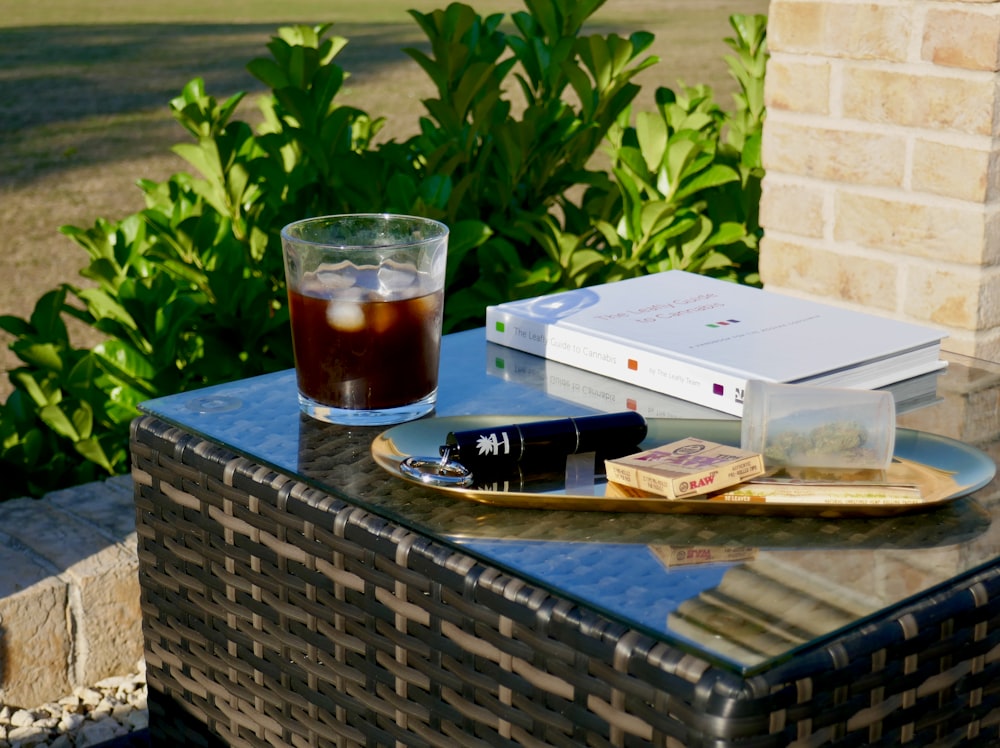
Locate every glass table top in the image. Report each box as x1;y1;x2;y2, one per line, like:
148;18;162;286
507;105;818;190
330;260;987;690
138;328;1000;675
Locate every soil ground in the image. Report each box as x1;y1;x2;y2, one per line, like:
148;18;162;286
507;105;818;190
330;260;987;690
0;0;768;399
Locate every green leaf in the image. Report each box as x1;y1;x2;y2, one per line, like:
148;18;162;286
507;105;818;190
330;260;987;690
92;340;158;385
419;175;453;209
741;130;763;169
65;355;102;392
635;112;667;173
629;31;655;57
449;219;493;257
29;289;70;344
73;437;115;473
39;404;80;441
705;221;749;248
0;315;32;337
11;342;66;373
246;57;290;90
70;401;94;440
675;163;740;201
75;288;137;329
172;142;221;181
11;371;55;408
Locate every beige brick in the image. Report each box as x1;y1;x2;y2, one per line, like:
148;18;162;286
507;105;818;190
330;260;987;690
0;498;142;690
938;333;981;361
0;558;71;708
762;118;905;187
923;7;1000;72
0;499;125;580
911;139;998;202
47;475;136;545
759;235;900;310
763;55;831;114
759;178;827;238
903;266;1000;329
45;475;142;683
842;67;997;136
767;0;824;55
768;0;911;61
957;326;1000;365
835;191;997;263
70;551;142;686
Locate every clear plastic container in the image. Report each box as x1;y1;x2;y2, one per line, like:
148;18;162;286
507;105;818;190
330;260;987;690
740;381;896;470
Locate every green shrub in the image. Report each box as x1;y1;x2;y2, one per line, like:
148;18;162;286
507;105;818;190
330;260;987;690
0;1;767;499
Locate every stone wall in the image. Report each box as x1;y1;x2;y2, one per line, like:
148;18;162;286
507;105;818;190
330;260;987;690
0;476;141;708
759;0;1000;360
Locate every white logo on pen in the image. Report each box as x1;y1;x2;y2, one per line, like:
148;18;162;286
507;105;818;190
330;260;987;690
476;432;511;457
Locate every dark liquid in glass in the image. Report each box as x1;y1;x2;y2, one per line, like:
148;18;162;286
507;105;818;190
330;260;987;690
289;288;443;410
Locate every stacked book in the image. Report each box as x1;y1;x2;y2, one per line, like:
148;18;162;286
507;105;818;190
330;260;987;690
485;271;946;417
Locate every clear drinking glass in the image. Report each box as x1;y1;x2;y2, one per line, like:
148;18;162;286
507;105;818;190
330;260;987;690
281;214;448;425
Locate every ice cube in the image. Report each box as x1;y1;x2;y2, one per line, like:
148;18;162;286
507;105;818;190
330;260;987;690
376;261;417;297
312;261;358;291
326;300;366;332
370;300;398;335
411;291;442;321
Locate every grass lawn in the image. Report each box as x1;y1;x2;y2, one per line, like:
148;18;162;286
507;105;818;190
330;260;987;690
0;0;769;395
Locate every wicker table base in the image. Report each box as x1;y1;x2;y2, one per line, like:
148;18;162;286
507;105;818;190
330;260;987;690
131;415;1000;747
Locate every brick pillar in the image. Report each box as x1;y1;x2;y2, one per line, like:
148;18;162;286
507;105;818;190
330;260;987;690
758;0;1000;359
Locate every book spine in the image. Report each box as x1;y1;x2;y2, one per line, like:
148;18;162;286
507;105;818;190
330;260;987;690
486;307;748;416
636;454;765;499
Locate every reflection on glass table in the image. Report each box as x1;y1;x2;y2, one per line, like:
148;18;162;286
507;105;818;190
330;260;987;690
139;328;1000;674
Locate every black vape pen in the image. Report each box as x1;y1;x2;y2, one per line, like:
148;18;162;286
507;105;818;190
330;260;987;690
440;411;648;477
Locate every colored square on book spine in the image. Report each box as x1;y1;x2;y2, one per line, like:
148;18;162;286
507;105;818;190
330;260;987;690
495;321;505;333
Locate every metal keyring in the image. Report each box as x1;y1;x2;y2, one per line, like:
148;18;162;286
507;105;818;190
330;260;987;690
400;456;475;487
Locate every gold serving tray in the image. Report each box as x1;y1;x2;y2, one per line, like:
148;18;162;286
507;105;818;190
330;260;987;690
371;416;996;516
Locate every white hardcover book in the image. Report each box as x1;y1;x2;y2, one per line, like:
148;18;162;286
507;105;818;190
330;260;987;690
484;271;946;416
